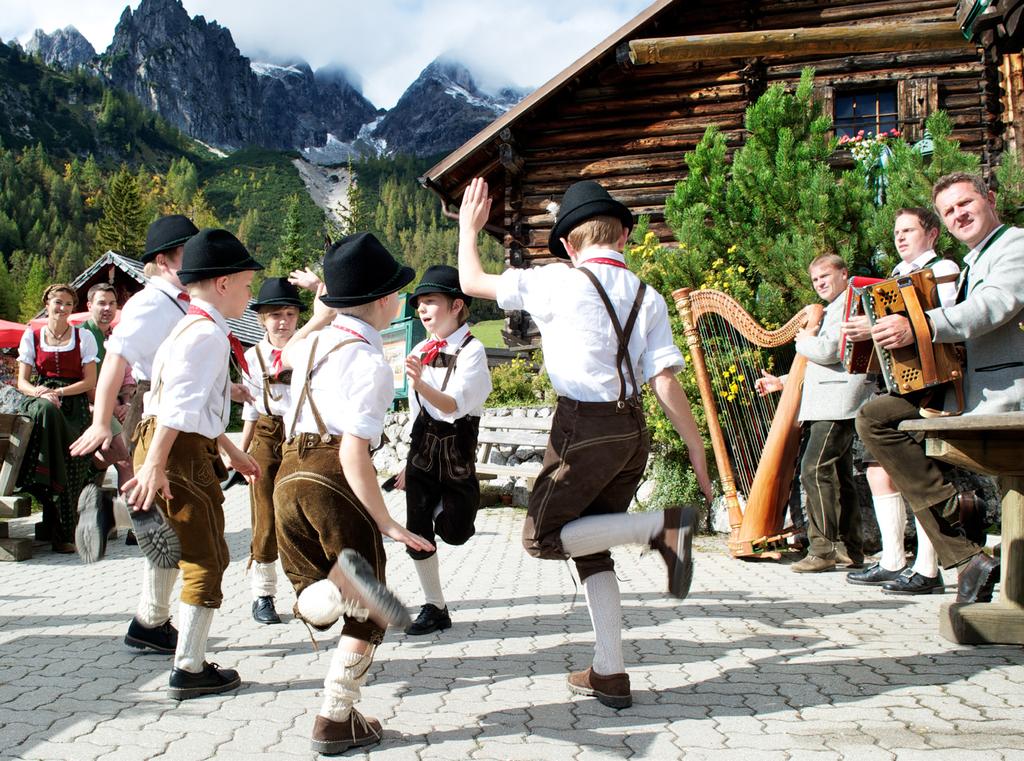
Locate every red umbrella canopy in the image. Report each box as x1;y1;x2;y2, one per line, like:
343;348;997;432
0;320;28;350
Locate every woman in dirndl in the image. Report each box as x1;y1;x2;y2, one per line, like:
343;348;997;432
16;284;98;552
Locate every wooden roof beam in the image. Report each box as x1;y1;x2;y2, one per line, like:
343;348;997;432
622;22;976;64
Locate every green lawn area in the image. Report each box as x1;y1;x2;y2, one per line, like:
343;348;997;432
471;319;506;348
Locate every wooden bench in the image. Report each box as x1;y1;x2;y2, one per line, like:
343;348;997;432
475;415;551;489
899;412;1024;646
0;412;34;560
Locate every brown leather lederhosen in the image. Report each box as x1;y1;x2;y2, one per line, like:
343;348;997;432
247;345;292;565
272;335;388;644
404;333;481;560
133;317;231;607
522;269;651;582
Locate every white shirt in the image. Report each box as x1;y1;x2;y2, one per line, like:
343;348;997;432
241;338;294;420
142;298;231;438
18;325;99;368
893;249;960;308
496;248;685;402
286;314;394;445
407;323;492;428
105;276;188;382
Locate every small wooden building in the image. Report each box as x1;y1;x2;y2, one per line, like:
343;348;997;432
422;0;1022;341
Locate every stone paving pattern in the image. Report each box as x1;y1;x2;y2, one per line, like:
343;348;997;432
1;484;1023;760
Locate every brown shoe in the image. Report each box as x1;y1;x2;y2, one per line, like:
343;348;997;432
650;506;697;599
310;710;382;755
956;552;1000;603
791;553;837;573
567;667;632;709
954;491;986;546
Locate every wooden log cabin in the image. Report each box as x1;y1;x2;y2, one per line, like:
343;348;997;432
420;0;1024;345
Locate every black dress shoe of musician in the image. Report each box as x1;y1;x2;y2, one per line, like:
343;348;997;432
956;553;1000;603
168;662;241;700
252;596;282;625
846;563;907;586
130;506;181;569
882;569;945;595
405;604;452;636
76;484;115;564
124;617;178;654
651;505;697;600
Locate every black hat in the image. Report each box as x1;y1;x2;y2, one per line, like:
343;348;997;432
548;181;633;260
142;215;199;263
177;228;264;285
249;277;306;312
410;265;473;308
320;232;415;308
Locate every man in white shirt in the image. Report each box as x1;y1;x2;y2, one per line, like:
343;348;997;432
458;177;713;710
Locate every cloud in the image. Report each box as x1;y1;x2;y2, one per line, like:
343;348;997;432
0;0;650;108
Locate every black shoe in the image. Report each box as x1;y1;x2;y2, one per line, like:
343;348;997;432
125;530;138;546
956;553;1000;603
130;506;181;569
846;563;907;586
882;569;944;595
168;662;241;700
124;617;178;654
405;603;452;635
75;484;115;564
219;469;246;492
252;596;282;625
327;549;412;630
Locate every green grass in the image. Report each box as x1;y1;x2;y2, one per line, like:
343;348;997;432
471;319;505;348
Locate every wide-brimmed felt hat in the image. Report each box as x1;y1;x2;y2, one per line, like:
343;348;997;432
177;228;264;285
142;215;199;263
320;232;415;308
249;277;306;312
548;180;633;260
410;265;473;308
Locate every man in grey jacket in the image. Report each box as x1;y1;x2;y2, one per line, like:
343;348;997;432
857;172;1024;604
756;254;877;573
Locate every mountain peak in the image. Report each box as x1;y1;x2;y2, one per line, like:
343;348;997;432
24;26;96;69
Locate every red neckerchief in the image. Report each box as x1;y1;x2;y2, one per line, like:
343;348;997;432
269;348;283;377
584;257;627;269
177;292;191;303
334;324;369;343
187;304;249;376
420;337;448;364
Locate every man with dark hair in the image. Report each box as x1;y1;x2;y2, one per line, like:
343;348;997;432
857;172;1024;603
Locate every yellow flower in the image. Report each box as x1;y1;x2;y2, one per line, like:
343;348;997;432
730;383;739;393
727;244;738;254
728;364;737;373
712;258;724;268
737;266;746;273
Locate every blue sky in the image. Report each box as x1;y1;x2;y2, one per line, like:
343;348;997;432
0;0;651;108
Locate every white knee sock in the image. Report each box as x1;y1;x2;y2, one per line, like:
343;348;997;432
432;501;443;520
911;515;940;578
297;579;367;626
320;648;373;721
584;571;625;676
136;562;179;627
413;554;445;609
174;603;214;674
872;493;906;571
250;561;278;599
559;512;665;559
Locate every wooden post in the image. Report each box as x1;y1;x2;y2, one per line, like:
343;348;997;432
624;23;976;65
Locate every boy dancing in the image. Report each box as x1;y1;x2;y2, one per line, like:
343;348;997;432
394;265;492;635
458;178;713;709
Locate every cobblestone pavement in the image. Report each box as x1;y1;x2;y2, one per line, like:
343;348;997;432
2;484;1023;761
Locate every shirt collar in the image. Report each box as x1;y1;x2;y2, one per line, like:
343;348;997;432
190;297;230;335
577;247;625;267
150;274;187;300
432;322;470;352
332;314;383;350
965;225;1003;266
894;249;937;274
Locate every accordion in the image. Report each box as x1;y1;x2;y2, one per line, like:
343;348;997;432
862;268;964;398
841;276;884;373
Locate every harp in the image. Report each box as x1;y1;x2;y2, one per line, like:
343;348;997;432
674;288;824;558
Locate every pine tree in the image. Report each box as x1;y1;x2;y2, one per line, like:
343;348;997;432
0;256;19;320
271;195;310;276
18;256;49;321
96;165;147;257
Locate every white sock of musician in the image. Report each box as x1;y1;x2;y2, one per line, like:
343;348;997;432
174;603;214;673
250;561;277;600
321;647;373;721
137;563;179;627
910;515;940;578
559;512;664;558
873;493;907;572
584;571;626;676
413;554;446;609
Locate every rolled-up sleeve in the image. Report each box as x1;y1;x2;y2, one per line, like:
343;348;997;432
78;330;99;365
446;341;493;415
496;266;562;323
106;298;164;372
641;294;685;380
155;330;228;432
332;354;393;442
16;330;35;367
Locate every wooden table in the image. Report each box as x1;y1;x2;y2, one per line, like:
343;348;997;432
900;411;1024;645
